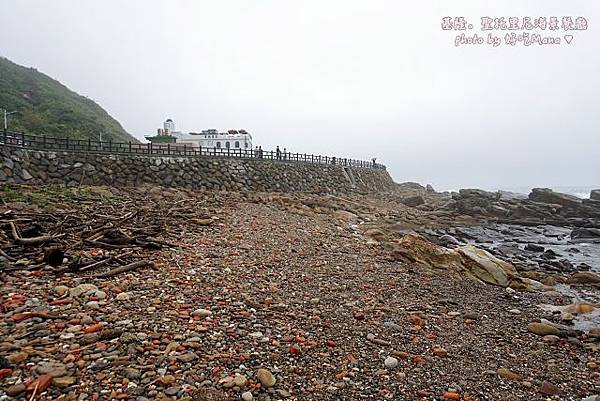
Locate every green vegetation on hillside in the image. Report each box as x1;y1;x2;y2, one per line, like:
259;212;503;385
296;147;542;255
0;57;139;143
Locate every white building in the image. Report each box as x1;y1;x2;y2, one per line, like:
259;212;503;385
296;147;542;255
173;129;253;150
151;119;253;150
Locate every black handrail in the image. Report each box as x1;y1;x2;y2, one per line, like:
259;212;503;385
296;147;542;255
0;131;387;170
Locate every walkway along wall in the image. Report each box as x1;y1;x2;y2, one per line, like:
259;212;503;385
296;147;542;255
0;146;396;193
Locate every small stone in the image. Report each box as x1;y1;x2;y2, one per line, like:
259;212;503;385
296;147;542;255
192;308;212;318
116;292;131;301
497;368;521;381
241;391;253;401
160;374;176;385
589;328;600;338
86;301;100;309
164;386;180;396
561;312;574;322
432;347;448;358
508;309;521;314
54;285;69;296
80;315;94;325
256;368;276;388
123;367;141;380
539;380;560;396
233;374;248;387
53;376;76;388
527;322;560;336
7;352;28;364
384;356;399;368
6;383;26;396
36;361;68;377
94;290;107;300
69;283;98;298
543;335;560;344
176;352;198;363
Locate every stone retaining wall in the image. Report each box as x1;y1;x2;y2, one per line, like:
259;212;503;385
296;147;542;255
0;146;396;193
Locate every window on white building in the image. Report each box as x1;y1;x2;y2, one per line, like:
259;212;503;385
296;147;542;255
245;142;248;148
226;141;230;148
235;141;240;148
216;142;221;148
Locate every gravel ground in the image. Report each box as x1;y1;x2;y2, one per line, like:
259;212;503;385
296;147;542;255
1;187;599;401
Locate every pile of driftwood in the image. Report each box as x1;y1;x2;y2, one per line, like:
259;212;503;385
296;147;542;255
0;195;199;278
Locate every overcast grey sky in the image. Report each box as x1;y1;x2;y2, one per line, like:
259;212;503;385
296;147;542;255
1;1;598;190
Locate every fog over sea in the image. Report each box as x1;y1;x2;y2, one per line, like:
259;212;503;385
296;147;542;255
498;186;598;199
439;186;598;199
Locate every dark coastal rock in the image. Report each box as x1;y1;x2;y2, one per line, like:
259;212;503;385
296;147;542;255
571;228;600;240
524;243;545;252
400;195;425;207
591;189;600;201
455;188;499;200
528;188;582;208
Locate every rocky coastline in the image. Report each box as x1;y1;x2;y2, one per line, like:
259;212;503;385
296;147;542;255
1;183;600;401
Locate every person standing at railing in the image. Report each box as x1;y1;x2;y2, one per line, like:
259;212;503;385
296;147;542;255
276;146;281;160
258;146;263;159
283;148;287;160
372;157;377;168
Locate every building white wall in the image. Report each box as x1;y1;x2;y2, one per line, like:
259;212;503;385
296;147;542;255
172;132;253;150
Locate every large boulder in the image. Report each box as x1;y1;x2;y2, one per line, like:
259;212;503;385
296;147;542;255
456;245;517;286
400;195;425;208
591;189;600;201
528;188;582;208
571;228;600;240
393;233;520;287
566;272;600;285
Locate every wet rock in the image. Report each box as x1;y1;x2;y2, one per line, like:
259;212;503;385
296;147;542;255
571;228;600;240
524;243;544;252
591;189;600;201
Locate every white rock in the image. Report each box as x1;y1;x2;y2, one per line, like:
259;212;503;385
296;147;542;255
85;301;100;309
509;309;521;314
70;284;98;298
192;308;212;318
384;356;398;369
241;391;253;401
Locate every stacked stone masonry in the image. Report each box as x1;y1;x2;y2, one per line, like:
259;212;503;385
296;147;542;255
0;146;395;193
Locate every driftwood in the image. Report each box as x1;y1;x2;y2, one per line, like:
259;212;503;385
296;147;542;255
9;221;64;245
92;260;153;278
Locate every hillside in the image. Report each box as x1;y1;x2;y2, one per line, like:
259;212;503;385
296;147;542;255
0;57;139;143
